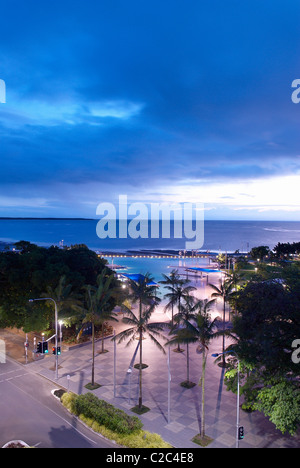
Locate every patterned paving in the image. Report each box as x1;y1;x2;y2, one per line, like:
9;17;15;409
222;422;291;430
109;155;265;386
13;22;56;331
29;311;300;449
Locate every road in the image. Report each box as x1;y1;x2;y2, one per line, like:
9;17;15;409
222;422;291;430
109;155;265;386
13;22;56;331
0;357;119;448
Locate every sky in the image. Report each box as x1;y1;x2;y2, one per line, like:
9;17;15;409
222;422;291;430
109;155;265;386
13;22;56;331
0;0;300;220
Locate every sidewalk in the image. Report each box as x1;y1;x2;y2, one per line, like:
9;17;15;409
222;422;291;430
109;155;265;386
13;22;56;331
22;309;299;449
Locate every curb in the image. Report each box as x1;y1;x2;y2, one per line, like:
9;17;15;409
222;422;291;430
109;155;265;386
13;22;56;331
2;440;30;448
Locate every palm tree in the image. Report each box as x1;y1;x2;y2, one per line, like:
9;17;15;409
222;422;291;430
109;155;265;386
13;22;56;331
168;281;196;352
224;270;245;316
114;273;164;412
114;302;166;412
95;271;120;353
42;275;82;329
128;272;161;315
166;293;197;387
170;297;219;440
209;278;233;367
159;269;182;326
191;299;219;440
80;268;119;387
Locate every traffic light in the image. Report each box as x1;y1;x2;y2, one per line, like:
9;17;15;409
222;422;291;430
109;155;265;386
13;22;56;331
52;346;61;355
37;341;48;354
52;346;56;355
57;346;61;355
238;426;244;440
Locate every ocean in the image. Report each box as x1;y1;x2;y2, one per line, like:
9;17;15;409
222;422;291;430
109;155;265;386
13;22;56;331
0;218;299;254
1;218;299;288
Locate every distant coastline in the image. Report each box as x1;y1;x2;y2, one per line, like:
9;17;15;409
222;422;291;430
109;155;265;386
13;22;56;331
1;218;299;254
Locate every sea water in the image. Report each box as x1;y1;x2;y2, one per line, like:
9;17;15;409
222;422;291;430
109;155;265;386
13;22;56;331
0;219;299;253
1;218;299;296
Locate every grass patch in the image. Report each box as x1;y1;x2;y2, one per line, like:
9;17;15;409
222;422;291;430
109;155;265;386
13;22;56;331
180;380;196;389
84;382;102;390
131;405;150;415
192;434;214;447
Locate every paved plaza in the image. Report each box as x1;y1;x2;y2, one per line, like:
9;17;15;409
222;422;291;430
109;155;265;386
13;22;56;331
27;308;299;449
1;267;299;449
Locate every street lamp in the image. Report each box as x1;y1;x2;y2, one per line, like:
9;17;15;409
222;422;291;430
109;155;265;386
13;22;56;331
29;297;59;380
212;350;241;448
59;320;63;348
127;367;132;405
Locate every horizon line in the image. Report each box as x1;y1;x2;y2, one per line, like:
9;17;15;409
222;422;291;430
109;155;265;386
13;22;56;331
0;217;299;222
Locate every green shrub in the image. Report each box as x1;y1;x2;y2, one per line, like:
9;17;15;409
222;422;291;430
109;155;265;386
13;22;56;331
79;415;172;448
61;391;76;412
61;392;172;448
70;392;143;435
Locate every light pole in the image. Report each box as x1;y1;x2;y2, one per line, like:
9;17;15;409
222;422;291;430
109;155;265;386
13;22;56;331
113;330;116;397
127;367;132;405
59;320;63;349
29;297;59;380
167;346;171;424
212;350;241;448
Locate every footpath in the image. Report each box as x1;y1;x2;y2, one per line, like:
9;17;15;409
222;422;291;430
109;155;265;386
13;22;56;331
1;313;299;449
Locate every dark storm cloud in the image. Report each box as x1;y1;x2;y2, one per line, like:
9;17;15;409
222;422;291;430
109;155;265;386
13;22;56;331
0;0;300;216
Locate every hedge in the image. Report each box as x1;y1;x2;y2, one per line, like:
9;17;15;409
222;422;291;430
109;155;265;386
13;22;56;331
69;392;143;435
61;392;172;448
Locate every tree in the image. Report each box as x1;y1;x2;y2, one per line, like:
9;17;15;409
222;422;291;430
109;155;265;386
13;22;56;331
209;279;233;366
162;278;196;352
234;280;300;372
224;270;246;315
226;277;300;435
159;269;182;326
273;241;300;258
168;298;219;442
0;242;110;331
80;268;119;388
166;293;198;387
94;272;119;354
42;275;82;327
194;300;219;440
250;245;270;261
254;377;300;436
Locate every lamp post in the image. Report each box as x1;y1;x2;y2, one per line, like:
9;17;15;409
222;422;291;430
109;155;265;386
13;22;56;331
127;367;132;405
167;346;171;424
29;297;59;380
59;320;63;348
212;350;241;448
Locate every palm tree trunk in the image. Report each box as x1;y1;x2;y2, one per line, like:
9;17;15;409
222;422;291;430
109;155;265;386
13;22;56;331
102;325;105;353
139;326;143;409
187;343;189;382
201;351;207;437
177;296;181;351
138;299;143;409
222;298;226;366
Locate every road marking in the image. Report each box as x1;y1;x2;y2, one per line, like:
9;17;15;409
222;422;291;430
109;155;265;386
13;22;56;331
6;378;99;446
0;373;29;383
